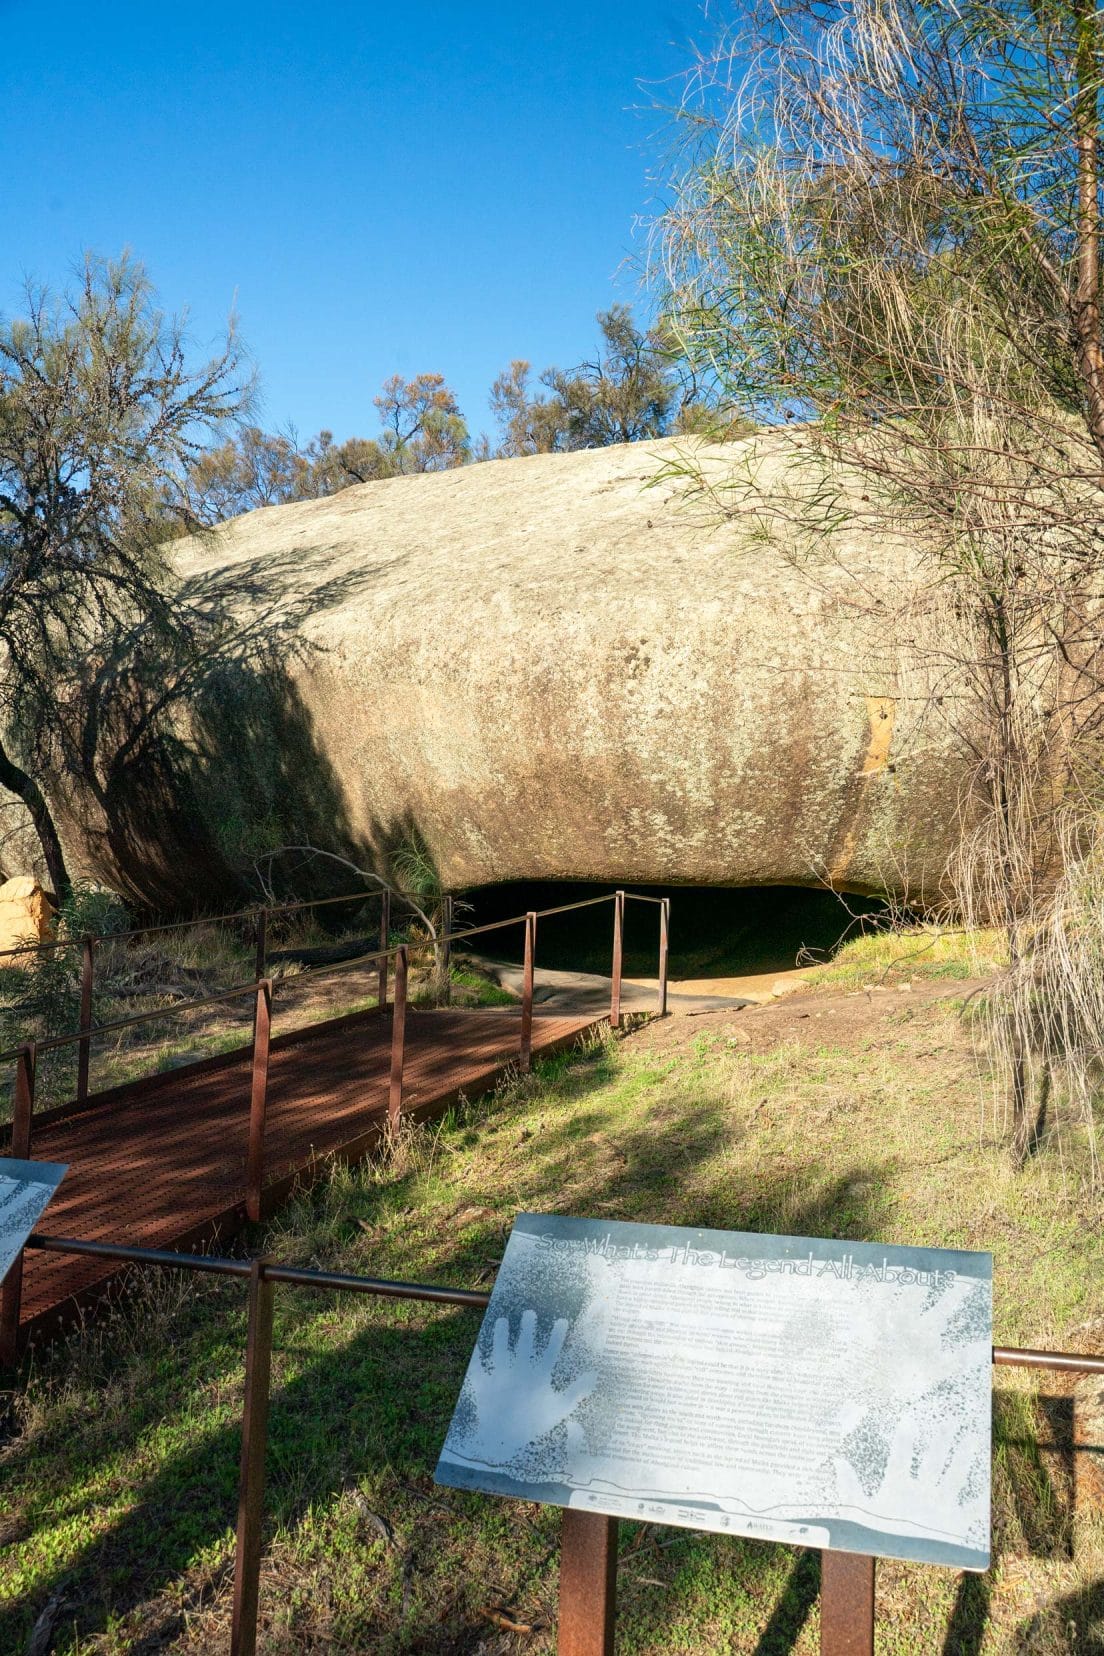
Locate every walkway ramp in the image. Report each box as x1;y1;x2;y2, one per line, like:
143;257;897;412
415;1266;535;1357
18;1007;595;1344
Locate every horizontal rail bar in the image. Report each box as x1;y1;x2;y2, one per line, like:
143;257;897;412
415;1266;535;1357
0;891;633;1063
264;1264;490;1308
0;979;263;1062
993;1344;1104;1374
0;887;625;967
0;888;387;960
27;1233;254;1276
19;1238;1104;1370
26;1234;490;1307
622;893;668;905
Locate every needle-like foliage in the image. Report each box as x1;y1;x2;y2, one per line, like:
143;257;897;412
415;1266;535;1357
655;0;1104;1163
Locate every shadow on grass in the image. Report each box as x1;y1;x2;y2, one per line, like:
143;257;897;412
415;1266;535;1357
1;1044;1089;1652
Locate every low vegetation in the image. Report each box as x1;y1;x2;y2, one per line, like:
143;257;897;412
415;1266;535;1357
1;930;1100;1653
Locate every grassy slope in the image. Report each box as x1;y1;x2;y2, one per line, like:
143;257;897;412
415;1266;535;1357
0;933;1101;1654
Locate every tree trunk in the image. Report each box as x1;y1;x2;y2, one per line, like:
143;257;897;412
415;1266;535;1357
0;736;71;898
1072;0;1104;467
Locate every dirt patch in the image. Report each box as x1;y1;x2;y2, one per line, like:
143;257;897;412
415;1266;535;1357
635;976;990;1060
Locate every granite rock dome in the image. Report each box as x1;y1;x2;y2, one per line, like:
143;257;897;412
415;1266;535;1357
57;437;974;906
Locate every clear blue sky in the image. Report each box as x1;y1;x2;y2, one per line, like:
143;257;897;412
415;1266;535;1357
1;0;708;445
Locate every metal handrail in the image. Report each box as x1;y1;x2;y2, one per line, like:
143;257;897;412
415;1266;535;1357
0;887;384;959
0;979;265;1062
17;1230;1100;1656
23;1235;1104;1367
0;882;663;962
0;891;636;1063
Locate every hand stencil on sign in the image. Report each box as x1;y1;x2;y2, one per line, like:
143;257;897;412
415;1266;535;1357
833;1411;979;1541
459;1309;597;1468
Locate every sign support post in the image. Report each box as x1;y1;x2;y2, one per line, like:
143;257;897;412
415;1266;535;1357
558;1509;617;1655
820;1551;875;1656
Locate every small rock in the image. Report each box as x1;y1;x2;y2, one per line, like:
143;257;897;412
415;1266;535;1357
0;876;54;962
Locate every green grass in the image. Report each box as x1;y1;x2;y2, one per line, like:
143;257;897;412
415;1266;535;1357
804;923;1006;988
0;957;1101;1652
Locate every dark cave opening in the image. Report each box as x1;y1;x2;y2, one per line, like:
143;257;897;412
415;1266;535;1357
457;881;895;981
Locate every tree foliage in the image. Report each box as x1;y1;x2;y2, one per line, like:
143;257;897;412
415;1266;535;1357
0;254;248;892
490;305;708;456
183;373;470;523
657;0;1104;1162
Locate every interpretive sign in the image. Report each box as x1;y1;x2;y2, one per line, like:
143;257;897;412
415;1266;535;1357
0;1159;67;1285
436;1215;992;1570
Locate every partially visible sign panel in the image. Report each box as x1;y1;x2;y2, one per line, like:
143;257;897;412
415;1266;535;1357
436;1214;992;1570
0;1159;67;1285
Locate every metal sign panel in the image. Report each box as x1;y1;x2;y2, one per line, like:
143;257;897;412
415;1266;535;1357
436;1214;992;1570
0;1158;67;1285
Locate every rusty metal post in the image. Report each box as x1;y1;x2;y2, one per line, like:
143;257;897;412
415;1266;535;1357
657;899;669;1018
820;1551;875;1656
378;890;391;1009
440;894;453;993
388;945;408;1132
610;890;625;1030
254;907;268;982
0;1043;36;1366
440;894;454;1006
77;935;94;1101
558;1509;617;1655
246;981;272;1223
230;1256;275;1656
520;911;536;1072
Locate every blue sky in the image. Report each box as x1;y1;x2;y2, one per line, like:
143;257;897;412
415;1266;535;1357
1;1;708;445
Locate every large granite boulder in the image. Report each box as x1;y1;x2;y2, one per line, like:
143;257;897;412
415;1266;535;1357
59;437;976;907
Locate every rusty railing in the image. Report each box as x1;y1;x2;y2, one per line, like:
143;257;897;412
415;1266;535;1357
1;887;671;1100
14;1230;1104;1656
0;891;670;1357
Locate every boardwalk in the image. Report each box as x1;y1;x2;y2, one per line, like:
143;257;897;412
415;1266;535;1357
18;1006;596;1343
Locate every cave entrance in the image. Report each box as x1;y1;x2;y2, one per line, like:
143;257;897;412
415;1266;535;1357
458;881;893;986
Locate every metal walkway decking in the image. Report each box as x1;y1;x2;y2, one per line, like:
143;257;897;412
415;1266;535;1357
17;1007;597;1342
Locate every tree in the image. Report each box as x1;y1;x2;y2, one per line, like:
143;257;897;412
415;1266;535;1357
0;253;248;894
489;306;705;456
373;373;469;472
184;372;470;522
657;0;1104;1160
183;424;304;522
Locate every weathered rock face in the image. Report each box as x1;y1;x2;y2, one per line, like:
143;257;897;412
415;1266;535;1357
60;437;979;907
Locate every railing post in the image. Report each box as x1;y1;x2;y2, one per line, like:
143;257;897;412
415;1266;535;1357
388;945;408;1132
246;980;272;1223
820;1551;875;1656
441;894;454;1006
0;1042;36;1366
610;890;625;1030
378;890;391;1010
254;907;268;983
558;1509;617;1655
520;911;537;1072
230;1255;275;1656
657;899;669;1018
77;935;94;1101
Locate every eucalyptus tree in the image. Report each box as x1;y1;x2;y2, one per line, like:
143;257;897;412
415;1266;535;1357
657;0;1104;1159
0;254;248;894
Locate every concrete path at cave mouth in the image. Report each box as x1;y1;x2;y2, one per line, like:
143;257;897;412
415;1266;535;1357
472;957;813;1013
